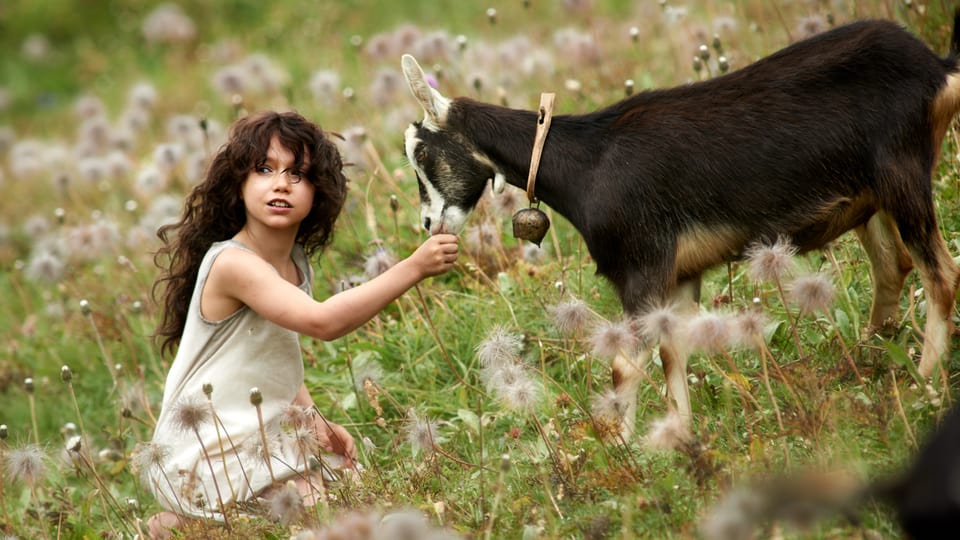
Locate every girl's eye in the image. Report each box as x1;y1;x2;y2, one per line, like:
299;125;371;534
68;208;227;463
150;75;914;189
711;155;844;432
257;166;271;174
290;172;303;183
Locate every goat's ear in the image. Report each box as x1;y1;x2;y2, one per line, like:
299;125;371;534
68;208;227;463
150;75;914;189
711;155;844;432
492;172;506;194
402;54;450;126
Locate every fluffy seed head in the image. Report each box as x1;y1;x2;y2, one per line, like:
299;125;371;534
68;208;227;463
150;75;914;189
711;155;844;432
5;443;46;484
364;247;398;279
637;305;684;344
588;319;640;359
789;274;836;315
745;236;798;284
170;394;211;433
591;388;630;422
476;325;523;368
403;410;439;454
686;313;733;354
269;480;305;526
643;412;692;452
548;299;593;336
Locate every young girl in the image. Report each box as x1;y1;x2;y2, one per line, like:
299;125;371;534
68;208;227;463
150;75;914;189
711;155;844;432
142;111;458;536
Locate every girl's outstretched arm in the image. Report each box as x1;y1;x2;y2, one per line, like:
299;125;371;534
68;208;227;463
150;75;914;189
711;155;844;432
208;233;459;341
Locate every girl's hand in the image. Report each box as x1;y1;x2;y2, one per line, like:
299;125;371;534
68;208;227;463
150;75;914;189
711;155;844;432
411;233;459;278
315;417;357;468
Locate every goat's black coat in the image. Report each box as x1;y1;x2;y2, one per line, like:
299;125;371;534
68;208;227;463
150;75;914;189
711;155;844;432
404;11;960;439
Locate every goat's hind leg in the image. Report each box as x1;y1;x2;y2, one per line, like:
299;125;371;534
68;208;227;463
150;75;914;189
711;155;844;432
887;174;960;378
855;211;914;337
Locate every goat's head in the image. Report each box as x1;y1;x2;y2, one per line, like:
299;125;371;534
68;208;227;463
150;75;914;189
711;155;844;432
402;54;506;235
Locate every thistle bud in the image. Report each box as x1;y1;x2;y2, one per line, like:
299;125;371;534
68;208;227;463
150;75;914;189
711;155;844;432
131;300;142;314
79;299;91;316
624;79;635;96
456;34;468;52
202;382;213;398
486;8;497;25
389;194;399;213
54;207;66;224
698;44;710;61
249;387;263;406
718;56;729;74
629;27;639;43
500;453;511;473
24;377;34;394
692;56;703;74
1;424;8;440
349;34;363;48
712;34;723;54
61;365;73;383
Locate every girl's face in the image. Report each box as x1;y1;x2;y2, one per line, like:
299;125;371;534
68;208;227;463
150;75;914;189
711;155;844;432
240;136;316;234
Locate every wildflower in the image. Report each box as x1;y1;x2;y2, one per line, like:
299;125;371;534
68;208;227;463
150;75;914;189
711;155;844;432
142;3;197;44
127;81;158;110
25;250;64;284
170;395;211;434
351;356;383;393
591;388;629;421
364;248;397;279
153;142;184;172
269;480;304;526
523;243;548;264
548;299;593;336
403;410;440;454
21;34;51;62
588;319;640;359
309;69;341;105
369;67;404;107
211;64;249;98
643;412;691;452
280;404;313;431
497;376;542;413
4;443;46;484
686;312;733;354
731;310;767;351
700;487;765;540
476;325;523;368
789;274;836;315
637;305;684;344
745;236;798;283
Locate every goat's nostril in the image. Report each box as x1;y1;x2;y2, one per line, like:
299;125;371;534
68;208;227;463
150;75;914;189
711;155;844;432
423;217;432;232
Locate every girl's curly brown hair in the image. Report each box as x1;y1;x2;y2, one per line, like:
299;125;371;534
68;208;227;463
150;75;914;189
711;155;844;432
152;111;348;357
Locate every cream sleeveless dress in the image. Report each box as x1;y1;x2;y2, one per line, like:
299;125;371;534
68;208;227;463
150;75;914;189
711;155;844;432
144;240;339;519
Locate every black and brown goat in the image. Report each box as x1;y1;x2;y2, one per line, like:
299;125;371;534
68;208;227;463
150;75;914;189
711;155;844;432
402;14;960;434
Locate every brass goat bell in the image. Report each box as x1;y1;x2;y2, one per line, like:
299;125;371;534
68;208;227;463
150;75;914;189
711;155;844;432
512;206;550;246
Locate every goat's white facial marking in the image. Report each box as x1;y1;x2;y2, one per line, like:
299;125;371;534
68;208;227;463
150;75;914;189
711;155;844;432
403;122;497;235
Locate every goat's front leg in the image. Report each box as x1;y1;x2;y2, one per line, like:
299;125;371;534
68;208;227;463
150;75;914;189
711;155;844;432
661;278;701;424
611;348;651;439
855;212;913;336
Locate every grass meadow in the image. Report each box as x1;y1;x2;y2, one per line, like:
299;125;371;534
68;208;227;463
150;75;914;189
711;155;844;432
2;0;960;538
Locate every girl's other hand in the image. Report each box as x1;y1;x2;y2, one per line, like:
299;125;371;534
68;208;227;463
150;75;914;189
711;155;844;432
316;418;357;468
411;233;459;278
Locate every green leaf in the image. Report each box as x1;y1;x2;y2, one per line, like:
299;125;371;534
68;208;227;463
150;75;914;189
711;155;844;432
883;340;923;384
457;408;480;435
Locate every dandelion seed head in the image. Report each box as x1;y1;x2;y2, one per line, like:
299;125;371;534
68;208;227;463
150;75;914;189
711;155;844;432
497;377;541;413
309;69;342;105
352;356;383;392
588;319;640;359
591;388;629;422
745;237;797;283
700;487;765;540
463;221;501;255
5;443;46;484
364;247;397;279
637;305;684;343
732;310;767;350
789;274;836;315
25;249;64;284
280;404;313;431
643;412;691;452
403;410;439;454
687;312;733;354
142;3;197;45
476;325;523;368
548;299;593;336
269;480;305;526
170;394;211;433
